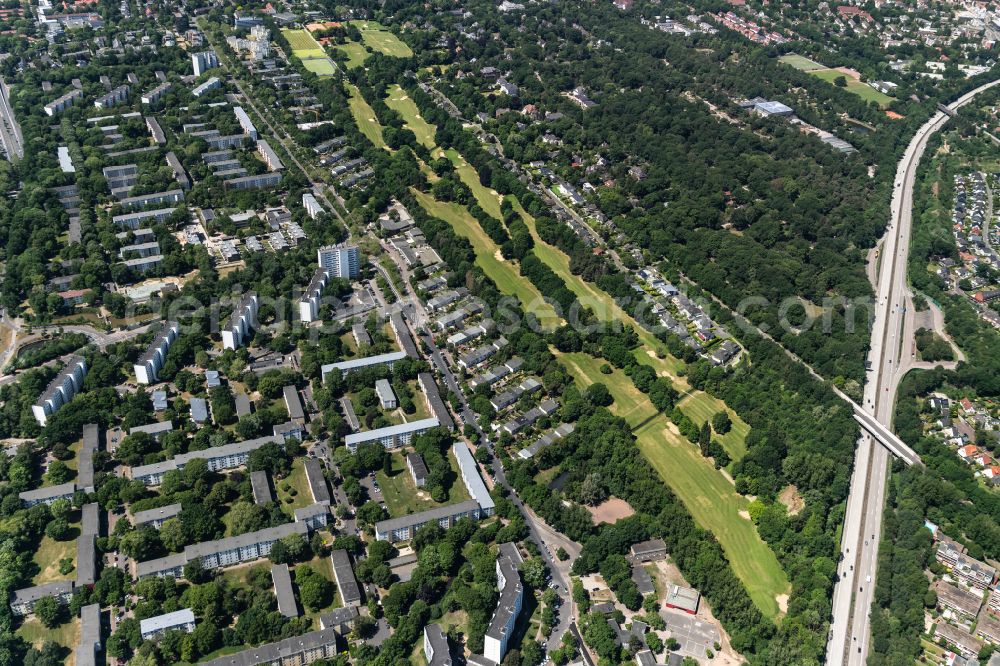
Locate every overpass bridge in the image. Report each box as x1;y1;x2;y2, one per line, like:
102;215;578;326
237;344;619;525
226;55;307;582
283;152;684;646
851;403;921;466
829;385;922;466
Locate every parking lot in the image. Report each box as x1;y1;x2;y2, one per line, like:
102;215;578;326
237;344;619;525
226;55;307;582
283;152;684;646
660;609;720;660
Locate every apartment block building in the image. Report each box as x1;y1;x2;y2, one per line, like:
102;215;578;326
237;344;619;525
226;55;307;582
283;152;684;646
32;355;87;426
299;268;329;323
134;321;181;384
130;435;278;485
222;293;259;350
136;521;308;579
317;244;360;279
344;418;440;453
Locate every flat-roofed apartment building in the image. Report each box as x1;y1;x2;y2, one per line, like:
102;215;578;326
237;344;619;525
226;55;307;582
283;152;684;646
330;549;362;606
299;268;329;323
131;503;182;529
45;88;83;116
222;293;259;350
134;321;181;384
933;579;983;621
937;541;997;590
374;442;494;543
424;624;452;666
137;521;309;579
118;188;184;211
344;417;440;453
483;543;524;664
200;626;339;666
140;608;196;640
131;434;279;485
32;355;87;426
112;206;178;230
75;603;101;666
321;350;407;381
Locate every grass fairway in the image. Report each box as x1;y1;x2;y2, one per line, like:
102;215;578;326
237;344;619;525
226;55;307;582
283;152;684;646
778;53;826;71
412;190;562;328
512;200;750;459
352;21;413;57
347;84;387;149
558;351;789;619
678;391;749;460
809;68;894;106
337;41;370;69
385;85;438;149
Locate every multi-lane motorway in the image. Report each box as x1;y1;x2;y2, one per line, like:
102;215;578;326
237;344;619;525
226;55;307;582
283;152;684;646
827;78;1000;665
0;77;23;160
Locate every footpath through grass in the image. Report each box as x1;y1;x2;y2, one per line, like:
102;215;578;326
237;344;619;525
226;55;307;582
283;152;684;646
558;351;789;619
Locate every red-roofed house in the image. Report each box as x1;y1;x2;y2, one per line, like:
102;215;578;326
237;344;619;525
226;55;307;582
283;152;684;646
837;5;873;20
58;289;92;306
959;444;978;460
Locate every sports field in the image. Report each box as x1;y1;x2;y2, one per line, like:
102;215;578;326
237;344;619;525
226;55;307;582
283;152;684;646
282;29;337;76
282;28;325;57
301;57;337;76
558;351;789;619
778;53;826;71
779;54;894;107
352;20;413;57
810;68;895;106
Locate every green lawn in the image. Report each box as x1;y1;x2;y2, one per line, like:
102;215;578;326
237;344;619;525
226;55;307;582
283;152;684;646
809;69;894;107
16;615;79;652
412;189;562;328
33;530;78;584
375;449;471;517
276;459;313;515
347;83;386;149
351;20;413;57
300;57;337;76
558;351;789;619
282;28;324;53
778;53;826;72
337;41;370;69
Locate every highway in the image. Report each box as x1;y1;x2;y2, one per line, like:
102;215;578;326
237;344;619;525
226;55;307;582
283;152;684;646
0;77;23;160
827;78;1000;666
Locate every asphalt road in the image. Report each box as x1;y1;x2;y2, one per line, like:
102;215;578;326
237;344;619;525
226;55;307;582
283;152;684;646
827;77;1000;666
0;77;23;160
